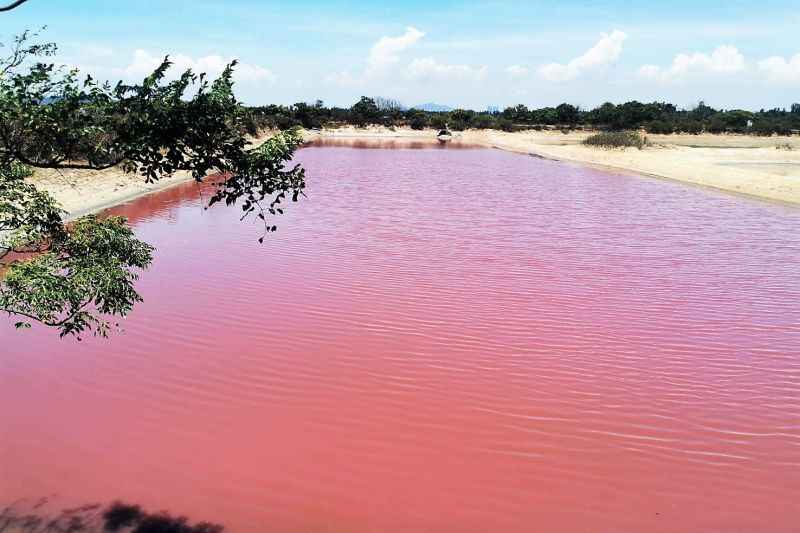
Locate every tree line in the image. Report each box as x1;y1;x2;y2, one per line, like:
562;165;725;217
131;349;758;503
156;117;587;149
245;97;800;136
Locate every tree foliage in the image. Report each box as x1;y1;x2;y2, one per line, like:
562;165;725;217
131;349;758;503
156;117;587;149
249;96;800;135
348;96;380;126
1;215;154;338
0;30;306;337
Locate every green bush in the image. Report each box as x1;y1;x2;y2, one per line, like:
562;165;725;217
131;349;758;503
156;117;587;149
472;114;497;130
243;113;261;137
705;116;727;134
430;114;448;130
274;114;302;131
409;116;427;130
583;131;647;149
1;161;34;180
679;120;703;134
645;120;672;134
496;118;516;132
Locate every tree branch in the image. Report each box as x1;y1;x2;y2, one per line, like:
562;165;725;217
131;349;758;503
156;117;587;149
12;151;125;171
0;0;30;12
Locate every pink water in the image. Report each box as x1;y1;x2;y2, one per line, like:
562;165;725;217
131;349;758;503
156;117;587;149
2;141;800;531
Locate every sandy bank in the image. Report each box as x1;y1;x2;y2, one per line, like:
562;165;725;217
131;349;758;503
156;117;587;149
30;132;282;221
29;127;800;217
33;166;196;221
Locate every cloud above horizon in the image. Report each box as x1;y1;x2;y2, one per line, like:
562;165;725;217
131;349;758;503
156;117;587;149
638;45;745;83
25;0;798;111
366;27;425;78
402;57;488;81
538;30;627;82
505;65;529;76
758;53;800;85
326;27;425;86
108;49;276;85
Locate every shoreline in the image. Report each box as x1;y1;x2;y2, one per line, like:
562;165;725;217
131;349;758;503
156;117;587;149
30;127;800;218
311;127;800;209
33;132;281;222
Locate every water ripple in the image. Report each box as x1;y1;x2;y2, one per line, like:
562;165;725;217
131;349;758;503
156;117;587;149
2;142;800;532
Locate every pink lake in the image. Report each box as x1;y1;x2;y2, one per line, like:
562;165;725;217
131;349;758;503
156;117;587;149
2;140;800;531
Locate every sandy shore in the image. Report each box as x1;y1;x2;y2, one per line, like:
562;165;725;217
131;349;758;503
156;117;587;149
31;133;279;221
30;127;800;217
33;166;196;221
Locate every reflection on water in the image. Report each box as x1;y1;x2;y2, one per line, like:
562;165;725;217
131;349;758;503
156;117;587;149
2;145;800;532
304;137;479;150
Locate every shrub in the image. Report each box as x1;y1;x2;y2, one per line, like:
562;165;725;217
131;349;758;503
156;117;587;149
705;116;727;134
751;121;778;136
1;161;34;180
409;116;427;130
583;131;647;149
645;120;672;134
496;118;516;132
242;114;261;137
680;120;703;134
472;114;497;130
430;114;448;130
273;114;302;131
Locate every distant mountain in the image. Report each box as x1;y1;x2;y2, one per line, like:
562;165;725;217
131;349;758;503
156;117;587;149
411;103;454;112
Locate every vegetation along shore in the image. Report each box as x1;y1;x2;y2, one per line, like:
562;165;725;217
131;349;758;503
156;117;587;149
32;123;800;218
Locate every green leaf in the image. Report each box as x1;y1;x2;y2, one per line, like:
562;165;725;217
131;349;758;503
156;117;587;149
0;29;307;338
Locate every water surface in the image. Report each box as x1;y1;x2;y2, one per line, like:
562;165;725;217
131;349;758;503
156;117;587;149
2;141;800;531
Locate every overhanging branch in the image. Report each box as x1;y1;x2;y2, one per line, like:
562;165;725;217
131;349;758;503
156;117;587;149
0;0;30;12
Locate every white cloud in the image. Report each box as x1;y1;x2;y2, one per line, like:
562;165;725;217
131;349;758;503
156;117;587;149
235;63;277;84
505;65;528;76
112;49;276;85
326;27;425;86
323;27;485;88
324;70;358;87
402;57;487;81
637;64;661;80
538;30;627;82
638;45;745;83
365;27;425;78
758;53;800;85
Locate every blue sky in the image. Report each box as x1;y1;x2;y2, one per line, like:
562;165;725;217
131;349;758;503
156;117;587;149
1;0;799;110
